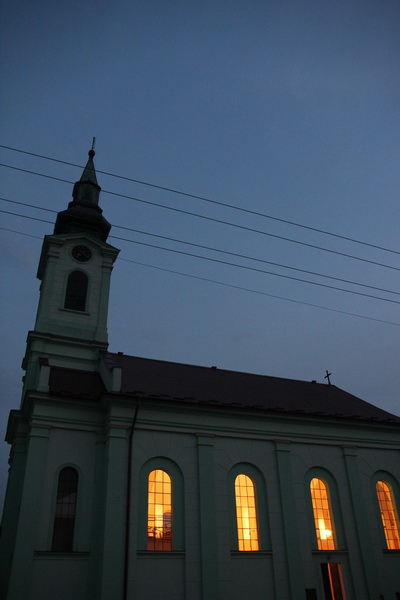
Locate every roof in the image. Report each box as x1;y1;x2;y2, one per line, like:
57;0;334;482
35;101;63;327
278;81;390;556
102;352;400;423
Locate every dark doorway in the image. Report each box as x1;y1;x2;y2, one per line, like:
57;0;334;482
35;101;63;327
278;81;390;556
321;563;346;600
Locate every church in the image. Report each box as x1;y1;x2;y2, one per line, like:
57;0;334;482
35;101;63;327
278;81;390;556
0;150;399;600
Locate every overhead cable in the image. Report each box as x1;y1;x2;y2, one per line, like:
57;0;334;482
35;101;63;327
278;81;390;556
1;163;399;272
1;198;399;296
1;224;398;327
1;143;399;256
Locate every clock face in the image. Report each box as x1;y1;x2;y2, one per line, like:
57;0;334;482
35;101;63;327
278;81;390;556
72;245;92;262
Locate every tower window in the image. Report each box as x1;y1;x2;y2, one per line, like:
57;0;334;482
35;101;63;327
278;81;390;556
310;478;337;550
52;467;78;552
64;271;88;311
234;474;259;551
376;480;400;549
147;469;172;551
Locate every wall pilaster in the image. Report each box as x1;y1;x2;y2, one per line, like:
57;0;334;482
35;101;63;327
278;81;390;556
197;435;219;600
275;441;305;600
5;426;50;600
343;447;380;599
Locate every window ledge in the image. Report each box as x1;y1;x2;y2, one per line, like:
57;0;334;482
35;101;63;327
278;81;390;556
383;549;400;554
231;551;273;558
311;549;348;555
137;551;185;559
59;308;90;315
33;551;90;560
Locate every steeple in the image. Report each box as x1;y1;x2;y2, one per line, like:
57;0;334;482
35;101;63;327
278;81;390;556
32;146;119;345
54;148;111;241
73;147;100;203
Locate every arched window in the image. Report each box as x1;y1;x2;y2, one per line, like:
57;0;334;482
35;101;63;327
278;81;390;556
310;478;336;550
234;474;259;551
64;271;88;311
52;467;78;552
376;480;400;549
147;469;172;551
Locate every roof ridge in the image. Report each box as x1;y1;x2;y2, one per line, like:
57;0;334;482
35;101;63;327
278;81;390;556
106;351;340;387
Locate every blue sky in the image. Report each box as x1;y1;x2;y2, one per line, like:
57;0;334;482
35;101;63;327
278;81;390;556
0;0;399;505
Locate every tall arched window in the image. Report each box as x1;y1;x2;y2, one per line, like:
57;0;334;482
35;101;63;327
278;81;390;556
234;474;259;551
64;271;88;311
52;467;78;552
310;478;336;550
148;469;172;551
376;480;400;549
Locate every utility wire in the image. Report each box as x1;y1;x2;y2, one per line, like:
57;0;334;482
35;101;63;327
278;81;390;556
113;224;400;297
120;258;400;327
1;143;399;256
111;234;400;305
1;163;399;272
0;226;42;239
2;208;399;303
1;224;399;327
1;198;399;296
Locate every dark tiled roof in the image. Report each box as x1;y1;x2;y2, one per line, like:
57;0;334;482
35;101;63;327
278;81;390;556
104;353;400;423
49;366;105;399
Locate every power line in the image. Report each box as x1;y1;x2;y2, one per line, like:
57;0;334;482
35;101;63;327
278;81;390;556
119;258;400;327
1;143;399;256
0;226;42;239
1;197;399;296
113;224;400;297
1;163;399;272
3;207;400;303
111;234;400;305
1;224;399;327
1;207;399;304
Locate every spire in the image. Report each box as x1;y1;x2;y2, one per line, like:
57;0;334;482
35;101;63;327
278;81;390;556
71;147;101;207
53;147;111;241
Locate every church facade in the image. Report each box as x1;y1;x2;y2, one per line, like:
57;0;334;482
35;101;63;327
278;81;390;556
0;151;399;600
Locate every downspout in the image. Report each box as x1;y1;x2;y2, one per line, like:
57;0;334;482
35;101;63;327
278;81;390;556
123;400;139;600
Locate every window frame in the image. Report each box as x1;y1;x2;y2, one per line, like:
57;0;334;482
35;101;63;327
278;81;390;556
64;269;89;312
50;465;80;553
138;457;184;552
305;468;346;552
228;463;269;552
310;477;337;551
372;471;400;551
147;469;173;551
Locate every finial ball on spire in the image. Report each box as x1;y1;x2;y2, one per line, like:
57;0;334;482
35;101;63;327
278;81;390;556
89;136;96;158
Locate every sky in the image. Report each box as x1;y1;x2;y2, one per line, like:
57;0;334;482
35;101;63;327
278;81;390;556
0;0;399;507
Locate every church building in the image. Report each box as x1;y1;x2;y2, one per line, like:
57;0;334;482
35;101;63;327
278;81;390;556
0;150;399;600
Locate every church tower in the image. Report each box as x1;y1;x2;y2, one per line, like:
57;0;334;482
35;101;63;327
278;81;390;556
0;149;124;600
22;148;119;395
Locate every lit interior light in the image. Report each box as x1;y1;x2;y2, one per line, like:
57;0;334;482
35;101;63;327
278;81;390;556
155;505;163;536
318;518;332;540
242;507;251;540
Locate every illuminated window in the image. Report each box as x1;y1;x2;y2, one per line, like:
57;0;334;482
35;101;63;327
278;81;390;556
64;271;88;311
235;474;259;551
310;478;336;550
148;469;172;551
376;481;400;550
52;467;78;552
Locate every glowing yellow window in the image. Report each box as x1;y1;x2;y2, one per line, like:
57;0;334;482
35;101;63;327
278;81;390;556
376;481;400;550
147;469;172;551
310;478;336;550
235;474;259;551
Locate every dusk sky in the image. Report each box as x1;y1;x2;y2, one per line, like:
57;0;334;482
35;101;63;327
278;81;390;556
0;0;399;506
